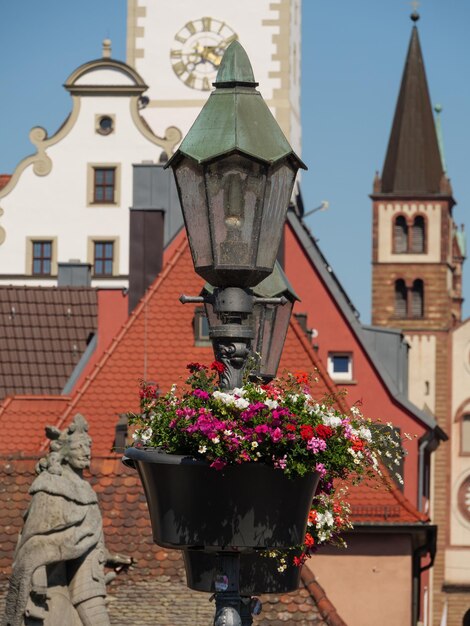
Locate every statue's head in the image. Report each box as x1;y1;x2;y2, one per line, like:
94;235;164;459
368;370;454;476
37;414;92;475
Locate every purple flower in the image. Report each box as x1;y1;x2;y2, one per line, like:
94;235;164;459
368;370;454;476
273;455;287;469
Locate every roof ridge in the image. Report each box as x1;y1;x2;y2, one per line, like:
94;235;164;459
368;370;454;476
43;236;190;448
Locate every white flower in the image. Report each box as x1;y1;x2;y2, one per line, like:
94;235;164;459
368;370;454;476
234;397;249;409
265;398;279;410
212;390;235;405
211;436;220;444
358;426;372;442
232;387;247;397
322;415;342;428
140;428;152;442
251;441;259;449
224;429;233;436
198;445;207;454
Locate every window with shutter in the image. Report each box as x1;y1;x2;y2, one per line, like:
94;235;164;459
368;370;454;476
394;280;407;317
394;216;408;253
411;279;424;317
411;216;425;253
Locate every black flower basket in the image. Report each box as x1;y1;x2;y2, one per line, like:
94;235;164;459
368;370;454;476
123;448;319;550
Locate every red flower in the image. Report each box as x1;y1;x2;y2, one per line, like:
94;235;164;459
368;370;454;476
286;423;297;432
210;361;225;373
308;510;317;524
300;425;315;441
295;371;309;385
351;437;365;452
304;532;315;547
187;362;205;373
315;425;334;439
293;554;307;567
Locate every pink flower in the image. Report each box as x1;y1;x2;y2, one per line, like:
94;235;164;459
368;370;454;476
210;458;226;471
271;427;283;442
315;462;327;478
307;437;327;454
193;389;209;400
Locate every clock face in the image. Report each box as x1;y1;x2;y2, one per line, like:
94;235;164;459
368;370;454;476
170;17;238;91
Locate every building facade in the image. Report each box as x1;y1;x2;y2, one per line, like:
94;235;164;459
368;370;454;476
0;43;180;288
371;15;469;625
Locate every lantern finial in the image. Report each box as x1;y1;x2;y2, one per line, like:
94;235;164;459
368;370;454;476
214;41;257;86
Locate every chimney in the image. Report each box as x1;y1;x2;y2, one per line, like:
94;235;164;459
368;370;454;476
128;161;182;314
58;261;92;287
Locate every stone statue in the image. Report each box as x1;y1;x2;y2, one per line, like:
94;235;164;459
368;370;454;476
2;414;110;626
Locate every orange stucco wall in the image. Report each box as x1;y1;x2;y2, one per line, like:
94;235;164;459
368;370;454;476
307;534;413;626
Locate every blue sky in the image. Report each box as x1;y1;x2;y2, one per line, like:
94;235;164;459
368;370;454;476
1;1;469;323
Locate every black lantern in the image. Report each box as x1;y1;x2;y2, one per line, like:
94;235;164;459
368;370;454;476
166;41;306;288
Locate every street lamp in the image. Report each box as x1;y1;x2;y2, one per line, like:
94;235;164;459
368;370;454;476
169;41;305;391
166;41;306;626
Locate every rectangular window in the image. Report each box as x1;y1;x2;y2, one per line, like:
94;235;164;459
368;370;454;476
94;241;114;276
327;352;353;381
32;241;52;276
93;168;115;203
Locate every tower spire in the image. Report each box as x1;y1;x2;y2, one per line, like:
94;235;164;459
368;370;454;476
380;19;444;195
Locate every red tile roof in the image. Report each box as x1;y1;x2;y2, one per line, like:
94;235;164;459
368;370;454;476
345;472;428;525
0;286;97;400
0;396;69;454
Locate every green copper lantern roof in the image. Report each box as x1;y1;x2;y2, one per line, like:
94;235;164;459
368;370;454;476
252;262;300;301
167;41;306;169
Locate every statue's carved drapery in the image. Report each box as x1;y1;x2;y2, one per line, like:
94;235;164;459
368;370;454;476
2;414;110;626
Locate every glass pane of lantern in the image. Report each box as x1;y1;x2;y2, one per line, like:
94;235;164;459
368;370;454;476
205;155;267;272
173;159;213;273
252;299;293;380
257;160;296;269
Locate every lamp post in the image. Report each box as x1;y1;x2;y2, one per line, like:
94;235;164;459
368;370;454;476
166;41;305;625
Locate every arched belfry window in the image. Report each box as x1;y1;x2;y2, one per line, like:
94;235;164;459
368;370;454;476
394;279;408;317
394;216;408;253
394;279;425;318
411;279;424;318
411;216;425;253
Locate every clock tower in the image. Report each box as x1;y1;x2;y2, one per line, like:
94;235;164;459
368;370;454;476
126;0;302;155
